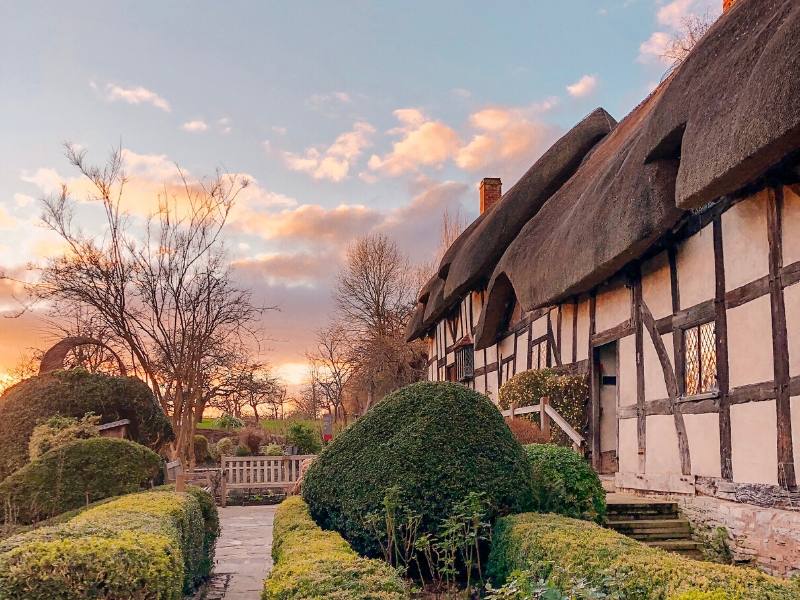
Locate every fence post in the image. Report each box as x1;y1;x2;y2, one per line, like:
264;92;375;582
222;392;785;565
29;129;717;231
176;473;186;493
540;396;550;439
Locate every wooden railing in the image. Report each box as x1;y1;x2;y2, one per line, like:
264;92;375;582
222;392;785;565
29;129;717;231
220;455;315;497
500;396;585;452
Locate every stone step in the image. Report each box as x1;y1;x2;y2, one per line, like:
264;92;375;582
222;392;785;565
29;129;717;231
607;518;691;531
646;539;705;559
606;503;679;520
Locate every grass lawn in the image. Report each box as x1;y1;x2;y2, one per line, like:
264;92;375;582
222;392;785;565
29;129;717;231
196;416;323;434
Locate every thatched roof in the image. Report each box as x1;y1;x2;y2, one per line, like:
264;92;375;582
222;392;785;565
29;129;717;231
442;108;617;306
409;0;800;347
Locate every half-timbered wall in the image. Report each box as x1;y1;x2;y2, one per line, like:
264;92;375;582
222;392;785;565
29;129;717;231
425;183;800;493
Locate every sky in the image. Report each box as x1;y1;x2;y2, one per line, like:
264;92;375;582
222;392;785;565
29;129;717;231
0;0;720;391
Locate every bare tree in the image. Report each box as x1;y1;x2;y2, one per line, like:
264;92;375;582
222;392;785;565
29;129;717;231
306;322;356;421
662;13;715;71
36;144;265;463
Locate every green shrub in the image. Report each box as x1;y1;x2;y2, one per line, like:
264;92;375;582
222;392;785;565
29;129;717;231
0;486;218;598
261;443;284;456
235;444;252;456
287;422;321;454
262;496;406;600
28;413;101;460
0;369;173;480
499;369;588;447
0;437;163;525
214;412;244;430
303;381;534;557
524;444;606;523
193;434;210;464
486;512;799;599
215;437;236;459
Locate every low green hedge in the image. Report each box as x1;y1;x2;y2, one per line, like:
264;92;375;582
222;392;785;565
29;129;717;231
524;444;606;523
0;486;218;599
0;437;163;525
487;512;799;599
263;496;407;600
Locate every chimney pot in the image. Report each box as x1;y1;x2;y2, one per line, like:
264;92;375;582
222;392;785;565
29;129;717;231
723;0;737;11
480;178;502;214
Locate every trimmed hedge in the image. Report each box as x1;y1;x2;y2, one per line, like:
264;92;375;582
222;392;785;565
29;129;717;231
486;512;799;600
0;486;218;599
262;496;406;600
524;444;606;523
0;437;163;525
302;382;534;556
0;369;174;480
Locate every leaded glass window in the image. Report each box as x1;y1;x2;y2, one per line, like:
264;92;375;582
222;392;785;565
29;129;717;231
684;321;717;395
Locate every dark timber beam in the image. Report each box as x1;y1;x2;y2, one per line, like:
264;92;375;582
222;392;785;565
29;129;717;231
713;216;733;481
590;292;601;470
633;273;646;473
766;187;796;490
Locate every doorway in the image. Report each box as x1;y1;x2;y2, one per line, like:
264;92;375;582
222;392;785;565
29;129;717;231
596;342;619;474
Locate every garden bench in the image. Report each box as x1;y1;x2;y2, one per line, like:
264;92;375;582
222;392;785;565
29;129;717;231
219;455;315;506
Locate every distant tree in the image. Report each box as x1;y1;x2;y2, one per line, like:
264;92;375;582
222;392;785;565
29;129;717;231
662;13;715;71
35;143;265;464
306;323;356;422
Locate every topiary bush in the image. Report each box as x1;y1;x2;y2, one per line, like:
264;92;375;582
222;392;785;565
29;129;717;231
28;413;101;460
0;437;163;525
0;487;218;598
262;496;406;600
499;369;588;447
287;422;321;454
0;369;173;480
193;434;210;465
486;512;799;599
214;437;236;460
525;444;606;523
302;381;534;556
235;444;252;456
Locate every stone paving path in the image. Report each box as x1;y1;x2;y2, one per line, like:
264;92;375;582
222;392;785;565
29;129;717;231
212;505;276;599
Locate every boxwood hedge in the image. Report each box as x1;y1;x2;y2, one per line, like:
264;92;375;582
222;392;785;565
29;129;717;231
486;512;799;599
0;437;163;525
302;382;534;556
0;369;174;479
524;444;606;523
0;486;218;599
262;496;406;600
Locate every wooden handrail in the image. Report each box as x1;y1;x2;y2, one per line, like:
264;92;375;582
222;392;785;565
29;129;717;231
500;400;584;449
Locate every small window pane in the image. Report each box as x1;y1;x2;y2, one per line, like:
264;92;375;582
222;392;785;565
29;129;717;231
699;322;717;392
684;321;717;396
685;327;700;395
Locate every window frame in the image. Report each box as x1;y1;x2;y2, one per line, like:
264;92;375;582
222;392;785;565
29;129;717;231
682;319;718;398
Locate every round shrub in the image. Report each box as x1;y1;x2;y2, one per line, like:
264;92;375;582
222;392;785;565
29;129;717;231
0;369;173;480
0;437;163;525
525;443;606;523
302;381;534;556
499;369;588;447
239;426;265;454
214;412;244;430
214;437;235;460
235;444;251;456
287;422;321;454
261;443;284;456
193;434;210;465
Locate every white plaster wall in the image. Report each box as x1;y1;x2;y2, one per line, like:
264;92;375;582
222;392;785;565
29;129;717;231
722;191;769;292
642;252;673;320
475;373;487;395
474;346;485;369
595;284;631;333
575;299;590;361
677;224;716;309
531;313;548;340
485;344;497;366
643;331;672;401
792;396;800;480
731;400;778;485
646;414;682;474
784;283;800;378
684;412;722;478
498;333;515;359
515;329;529;373
618;334;637;407
618;417;639;474
782;186;800;266
560;302;574;363
727;295;774;388
471;292;483;329
485;371;498;402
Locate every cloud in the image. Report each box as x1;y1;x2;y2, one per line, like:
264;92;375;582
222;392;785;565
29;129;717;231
368;109;461;176
455;102;560;175
638;0;720;64
282;121;375;182
241;203;382;244
13;193;33;207
232;252;332;287
218;117;232;134
451;88;472;99
567;74;598;98
306;91;353;112
638;31;672;64
182;120;208;133
101;82;171;112
272;126;287;135
0;207;17;229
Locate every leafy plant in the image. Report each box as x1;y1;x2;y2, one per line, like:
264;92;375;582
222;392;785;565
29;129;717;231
287;422;321;454
239;426;265;454
499;369;588;447
193;434;210;465
28;413;101;460
260;443;284;456
234;444;252;456
214;437;236;459
214;413;245;430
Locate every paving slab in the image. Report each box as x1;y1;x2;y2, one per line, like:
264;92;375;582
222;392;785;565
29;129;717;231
214;505;276;600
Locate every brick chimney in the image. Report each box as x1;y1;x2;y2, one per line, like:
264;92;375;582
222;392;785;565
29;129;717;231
723;0;737;11
479;178;502;214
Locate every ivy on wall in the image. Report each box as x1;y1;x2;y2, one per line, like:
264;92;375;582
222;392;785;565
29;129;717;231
498;369;589;447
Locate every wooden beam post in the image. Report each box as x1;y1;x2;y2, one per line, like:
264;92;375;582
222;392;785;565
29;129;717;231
590;293;601;469
634;273;646;474
766;186;797;489
713;216;733;481
541;395;551;440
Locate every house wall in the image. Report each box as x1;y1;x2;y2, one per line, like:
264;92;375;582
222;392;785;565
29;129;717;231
424;183;800;498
